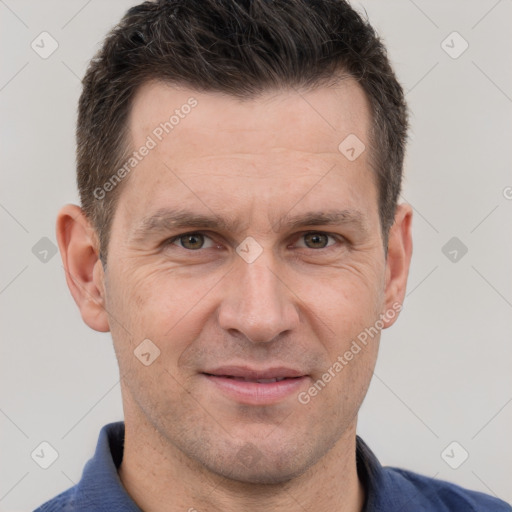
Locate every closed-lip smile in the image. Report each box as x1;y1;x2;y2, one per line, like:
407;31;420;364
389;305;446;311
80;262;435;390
201;365;310;404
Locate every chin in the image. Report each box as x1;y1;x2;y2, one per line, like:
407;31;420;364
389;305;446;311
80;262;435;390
198;442;317;486
214;462;309;486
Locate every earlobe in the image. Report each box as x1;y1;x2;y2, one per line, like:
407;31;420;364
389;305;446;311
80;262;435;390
56;204;110;332
382;203;413;328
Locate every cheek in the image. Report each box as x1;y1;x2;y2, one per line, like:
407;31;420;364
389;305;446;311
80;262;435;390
117;263;187;324
109;263;212;360
298;260;384;397
304;261;384;331
300;334;379;439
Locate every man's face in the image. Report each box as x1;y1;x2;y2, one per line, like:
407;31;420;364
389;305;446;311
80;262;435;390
102;79;402;483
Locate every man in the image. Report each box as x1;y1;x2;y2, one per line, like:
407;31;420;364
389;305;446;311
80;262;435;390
35;0;510;510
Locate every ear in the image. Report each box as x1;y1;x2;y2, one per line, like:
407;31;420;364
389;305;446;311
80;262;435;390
381;203;413;328
56;204;110;332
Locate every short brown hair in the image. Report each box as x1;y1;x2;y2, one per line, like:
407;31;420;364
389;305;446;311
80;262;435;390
77;0;409;263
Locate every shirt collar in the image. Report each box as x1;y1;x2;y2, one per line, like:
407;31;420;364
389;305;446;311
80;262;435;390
75;422;142;511
356;435;419;511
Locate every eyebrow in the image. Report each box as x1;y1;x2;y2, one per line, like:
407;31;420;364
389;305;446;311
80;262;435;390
130;207;369;243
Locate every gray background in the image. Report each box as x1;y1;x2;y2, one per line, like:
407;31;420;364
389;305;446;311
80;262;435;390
1;0;511;510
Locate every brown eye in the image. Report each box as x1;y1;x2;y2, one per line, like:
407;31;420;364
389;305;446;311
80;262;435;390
303;233;328;249
171;233;213;250
298;232;339;250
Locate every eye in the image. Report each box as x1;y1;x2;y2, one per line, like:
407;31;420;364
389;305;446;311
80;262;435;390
295;231;340;250
163;230;344;253
168;232;216;250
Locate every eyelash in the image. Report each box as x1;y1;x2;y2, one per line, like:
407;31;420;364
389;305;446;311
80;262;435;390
163;231;345;252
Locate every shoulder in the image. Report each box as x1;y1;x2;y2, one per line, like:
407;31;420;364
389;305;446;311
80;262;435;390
384;466;512;511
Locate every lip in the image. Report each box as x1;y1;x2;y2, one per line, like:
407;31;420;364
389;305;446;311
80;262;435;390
201;366;309;405
203;365;306;380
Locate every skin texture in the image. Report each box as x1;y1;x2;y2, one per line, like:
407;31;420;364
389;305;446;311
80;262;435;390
57;78;413;512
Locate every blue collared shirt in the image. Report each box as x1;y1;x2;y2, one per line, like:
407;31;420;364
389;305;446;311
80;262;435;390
34;421;511;511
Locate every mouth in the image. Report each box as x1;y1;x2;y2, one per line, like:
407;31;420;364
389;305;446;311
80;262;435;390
203;374;298;383
201;366;309;405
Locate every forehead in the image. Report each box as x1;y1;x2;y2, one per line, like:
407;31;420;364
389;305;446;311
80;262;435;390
128;78;371;160
114;79;377;235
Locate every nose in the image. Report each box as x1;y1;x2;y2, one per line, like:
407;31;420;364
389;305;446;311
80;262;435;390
217;251;300;343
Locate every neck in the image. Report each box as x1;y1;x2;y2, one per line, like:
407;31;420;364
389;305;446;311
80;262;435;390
118;413;365;512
